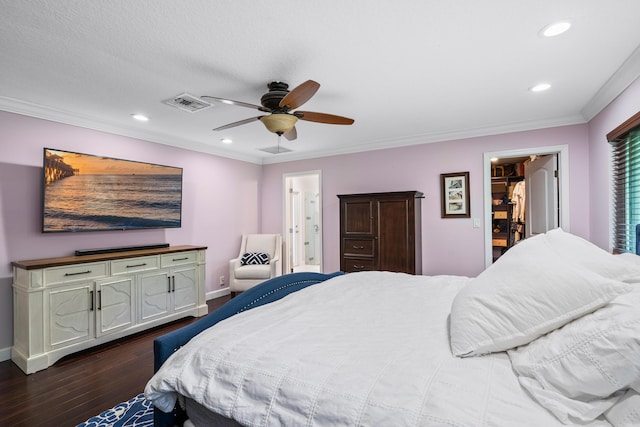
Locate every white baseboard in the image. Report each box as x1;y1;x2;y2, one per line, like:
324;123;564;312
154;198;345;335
207;287;230;300
0;346;11;363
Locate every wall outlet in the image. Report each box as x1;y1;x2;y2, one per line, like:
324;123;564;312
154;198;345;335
219;275;225;286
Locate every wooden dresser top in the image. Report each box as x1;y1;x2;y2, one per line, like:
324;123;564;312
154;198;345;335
12;245;207;270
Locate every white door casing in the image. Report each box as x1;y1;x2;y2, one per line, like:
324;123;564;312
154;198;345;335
483;145;570;268
283;171;322;273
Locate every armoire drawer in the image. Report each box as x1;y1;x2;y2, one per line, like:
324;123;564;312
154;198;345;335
342;258;376;273
342;238;375;257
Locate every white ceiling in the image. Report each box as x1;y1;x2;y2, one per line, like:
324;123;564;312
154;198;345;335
2;1;640;165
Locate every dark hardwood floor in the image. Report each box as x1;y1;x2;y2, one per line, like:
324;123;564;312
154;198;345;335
0;295;231;427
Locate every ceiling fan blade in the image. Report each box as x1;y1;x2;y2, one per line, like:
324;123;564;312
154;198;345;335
279;80;320;110
294;111;355;125
213;116;264;131
202;96;271;112
283;126;297;141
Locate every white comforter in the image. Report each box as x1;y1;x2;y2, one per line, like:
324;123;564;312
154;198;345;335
146;271;609;426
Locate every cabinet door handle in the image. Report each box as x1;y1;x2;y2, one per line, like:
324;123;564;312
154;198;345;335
172;276;176;292
352;245;364;249
90;290;94;311
353;264;365;269
168;277;172;293
172;257;189;262
126;263;147;268
97;290;102;310
65;270;92;277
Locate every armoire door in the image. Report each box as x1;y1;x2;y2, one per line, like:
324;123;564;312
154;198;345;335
378;198;412;272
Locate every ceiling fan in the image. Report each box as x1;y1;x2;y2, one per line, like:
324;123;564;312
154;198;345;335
202;80;354;141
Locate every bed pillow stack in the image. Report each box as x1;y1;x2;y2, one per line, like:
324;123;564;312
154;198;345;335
449;228;640;425
449;228;637;357
507;286;640;425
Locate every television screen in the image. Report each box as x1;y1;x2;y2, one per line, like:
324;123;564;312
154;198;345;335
42;148;183;233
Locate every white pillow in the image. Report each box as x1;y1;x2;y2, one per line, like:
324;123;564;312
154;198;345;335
508;288;640;425
449;231;632;357
545;228;640;283
617;251;640;267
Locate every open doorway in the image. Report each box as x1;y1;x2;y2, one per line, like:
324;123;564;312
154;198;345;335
483;145;570;268
283;171;322;273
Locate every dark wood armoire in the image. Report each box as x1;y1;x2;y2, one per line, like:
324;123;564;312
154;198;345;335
337;191;423;274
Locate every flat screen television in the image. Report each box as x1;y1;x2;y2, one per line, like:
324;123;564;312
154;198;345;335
42;148;183;233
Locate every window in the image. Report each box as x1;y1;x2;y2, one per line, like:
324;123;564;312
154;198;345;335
608;111;640;253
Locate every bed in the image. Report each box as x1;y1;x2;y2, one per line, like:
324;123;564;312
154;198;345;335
145;228;640;426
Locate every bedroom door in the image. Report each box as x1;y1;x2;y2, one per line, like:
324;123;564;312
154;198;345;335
525;154;559;236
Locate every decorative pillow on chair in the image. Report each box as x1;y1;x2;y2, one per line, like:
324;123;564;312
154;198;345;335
240;252;270;265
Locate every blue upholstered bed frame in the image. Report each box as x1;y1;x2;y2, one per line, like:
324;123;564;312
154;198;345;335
152;271;344;427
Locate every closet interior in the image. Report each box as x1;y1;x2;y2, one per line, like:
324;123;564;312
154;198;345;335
491;159;526;262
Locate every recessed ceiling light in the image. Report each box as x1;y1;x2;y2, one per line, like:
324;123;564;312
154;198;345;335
540;21;571;37
530;83;551;92
131;114;149;122
221;138;233;144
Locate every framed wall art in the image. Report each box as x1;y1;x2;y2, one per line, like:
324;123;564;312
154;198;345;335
440;171;470;218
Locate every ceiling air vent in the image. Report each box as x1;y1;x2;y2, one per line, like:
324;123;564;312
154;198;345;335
260;146;293;154
163;93;212;113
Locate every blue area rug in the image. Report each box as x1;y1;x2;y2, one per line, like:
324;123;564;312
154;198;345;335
76;394;153;427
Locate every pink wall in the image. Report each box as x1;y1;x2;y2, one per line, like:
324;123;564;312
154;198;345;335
261;124;591;277
0;111;263;352
588;77;640;249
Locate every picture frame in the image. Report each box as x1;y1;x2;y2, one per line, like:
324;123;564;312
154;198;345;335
440;171;470;218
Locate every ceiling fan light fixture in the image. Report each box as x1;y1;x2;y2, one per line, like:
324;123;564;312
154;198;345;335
260;114;298;134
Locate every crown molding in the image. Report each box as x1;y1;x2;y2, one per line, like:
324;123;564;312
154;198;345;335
0;96;265;164
581;44;640;121
261;115;586;164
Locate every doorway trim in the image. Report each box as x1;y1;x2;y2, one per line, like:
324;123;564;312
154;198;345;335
483;144;570;268
282;170;323;273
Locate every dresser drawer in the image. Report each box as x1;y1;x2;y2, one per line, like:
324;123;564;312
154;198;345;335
342;258;376;273
342;238;375;257
111;256;159;275
44;262;108;285
161;251;197;268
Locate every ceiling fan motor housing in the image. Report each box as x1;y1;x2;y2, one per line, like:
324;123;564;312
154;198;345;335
261;81;290;111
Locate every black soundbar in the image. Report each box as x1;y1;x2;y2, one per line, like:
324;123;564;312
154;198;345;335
75;243;170;256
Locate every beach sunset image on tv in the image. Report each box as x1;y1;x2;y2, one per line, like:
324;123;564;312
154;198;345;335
43;148;183;232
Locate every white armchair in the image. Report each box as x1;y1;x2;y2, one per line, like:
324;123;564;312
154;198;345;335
229;234;283;295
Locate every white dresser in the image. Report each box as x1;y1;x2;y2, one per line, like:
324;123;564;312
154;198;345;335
11;245;208;374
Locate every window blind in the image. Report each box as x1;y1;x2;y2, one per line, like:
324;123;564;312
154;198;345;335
610;127;640;253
